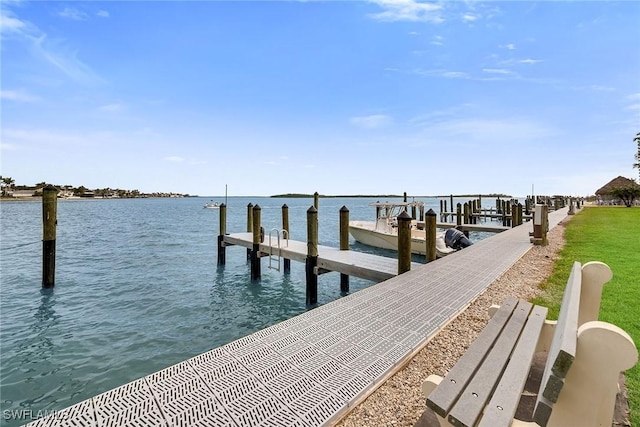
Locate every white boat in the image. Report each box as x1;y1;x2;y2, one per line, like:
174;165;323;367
348;201;471;257
204;201;220;209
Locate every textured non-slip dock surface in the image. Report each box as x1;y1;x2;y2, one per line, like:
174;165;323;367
28;209;568;427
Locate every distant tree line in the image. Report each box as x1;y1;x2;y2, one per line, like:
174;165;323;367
0;178;192;199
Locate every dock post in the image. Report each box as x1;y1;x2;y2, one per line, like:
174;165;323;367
450;194;454;214
472;200;477;224
251;204;262;280
568;198;575;215
313;192;319;209
397;211;412;274
306;206;318;305
463;202;470;224
42;185;58;288
456;203;462;226
282;204;290;273
403;192;407;203
531;204;549;246
246;203;253;259
419;204;424;222
339;206;349;293
517;203;523;226
425;209;437;263
439;200;444;222
511;202;518;228
411;203;417;220
217;203;227;265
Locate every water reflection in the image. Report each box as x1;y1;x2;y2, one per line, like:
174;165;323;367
23;289;60;362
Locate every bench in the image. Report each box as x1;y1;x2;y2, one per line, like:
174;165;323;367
421;261;638;427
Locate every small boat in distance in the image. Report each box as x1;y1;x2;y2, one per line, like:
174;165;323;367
348;201;472;257
204;201;220;209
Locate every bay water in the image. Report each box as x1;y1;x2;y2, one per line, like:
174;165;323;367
0;195;492;425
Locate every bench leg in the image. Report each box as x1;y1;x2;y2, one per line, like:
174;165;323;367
545;321;638;427
422;375;454;427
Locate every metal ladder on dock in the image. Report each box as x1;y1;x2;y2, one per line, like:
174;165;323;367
268;228;289;271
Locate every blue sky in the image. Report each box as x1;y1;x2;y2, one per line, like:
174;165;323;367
1;1;639;197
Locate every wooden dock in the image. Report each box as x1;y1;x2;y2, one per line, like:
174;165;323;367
223;232;421;282
29;208;570;427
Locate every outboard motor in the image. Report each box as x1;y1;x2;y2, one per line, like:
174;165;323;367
444;228;473;250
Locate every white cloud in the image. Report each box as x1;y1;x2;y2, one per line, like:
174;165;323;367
350;114;393;129
2;128;86;146
1;89;41;103
431;35;444;46
519;58;543;64
501;43;517;50
0;9;26;34
96;10;110;18
0;142;18;151
412;69;469;79
626;104;640;111
420;117;557;143
165;156;184;162
32;35;104;85
99;103;123;112
627;93;640;101
482;68;513;75
58;7;88;21
462;13;478;22
2;6;103;86
368;0;444;23
442;71;468;79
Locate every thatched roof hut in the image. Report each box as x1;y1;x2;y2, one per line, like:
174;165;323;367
595;176;638;196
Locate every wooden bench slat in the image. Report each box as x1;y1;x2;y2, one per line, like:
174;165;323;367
537;262;581;405
426;296;519;418
478;304;548;427
448;300;533;427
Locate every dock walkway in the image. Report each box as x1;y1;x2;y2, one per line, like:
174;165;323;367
30;209;569;427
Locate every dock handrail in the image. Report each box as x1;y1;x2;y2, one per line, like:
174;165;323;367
268;228;289;271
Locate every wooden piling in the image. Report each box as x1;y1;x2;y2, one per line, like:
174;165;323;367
568;198;575;215
306;206;319;305
217;203;227;265
456;203;462;226
397;211;412;274
42;185;57;288
425;208;437;263
439;200;444;222
282;204;290;273
313;192;319;209
531;204;549;246
339;205;349;293
246;203;253;259
251;204;261;280
463;202;470;224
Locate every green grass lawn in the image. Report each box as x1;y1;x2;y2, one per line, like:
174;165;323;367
531;206;640;425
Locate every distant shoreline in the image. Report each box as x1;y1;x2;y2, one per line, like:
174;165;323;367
1;193;515;202
270;193;512;198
